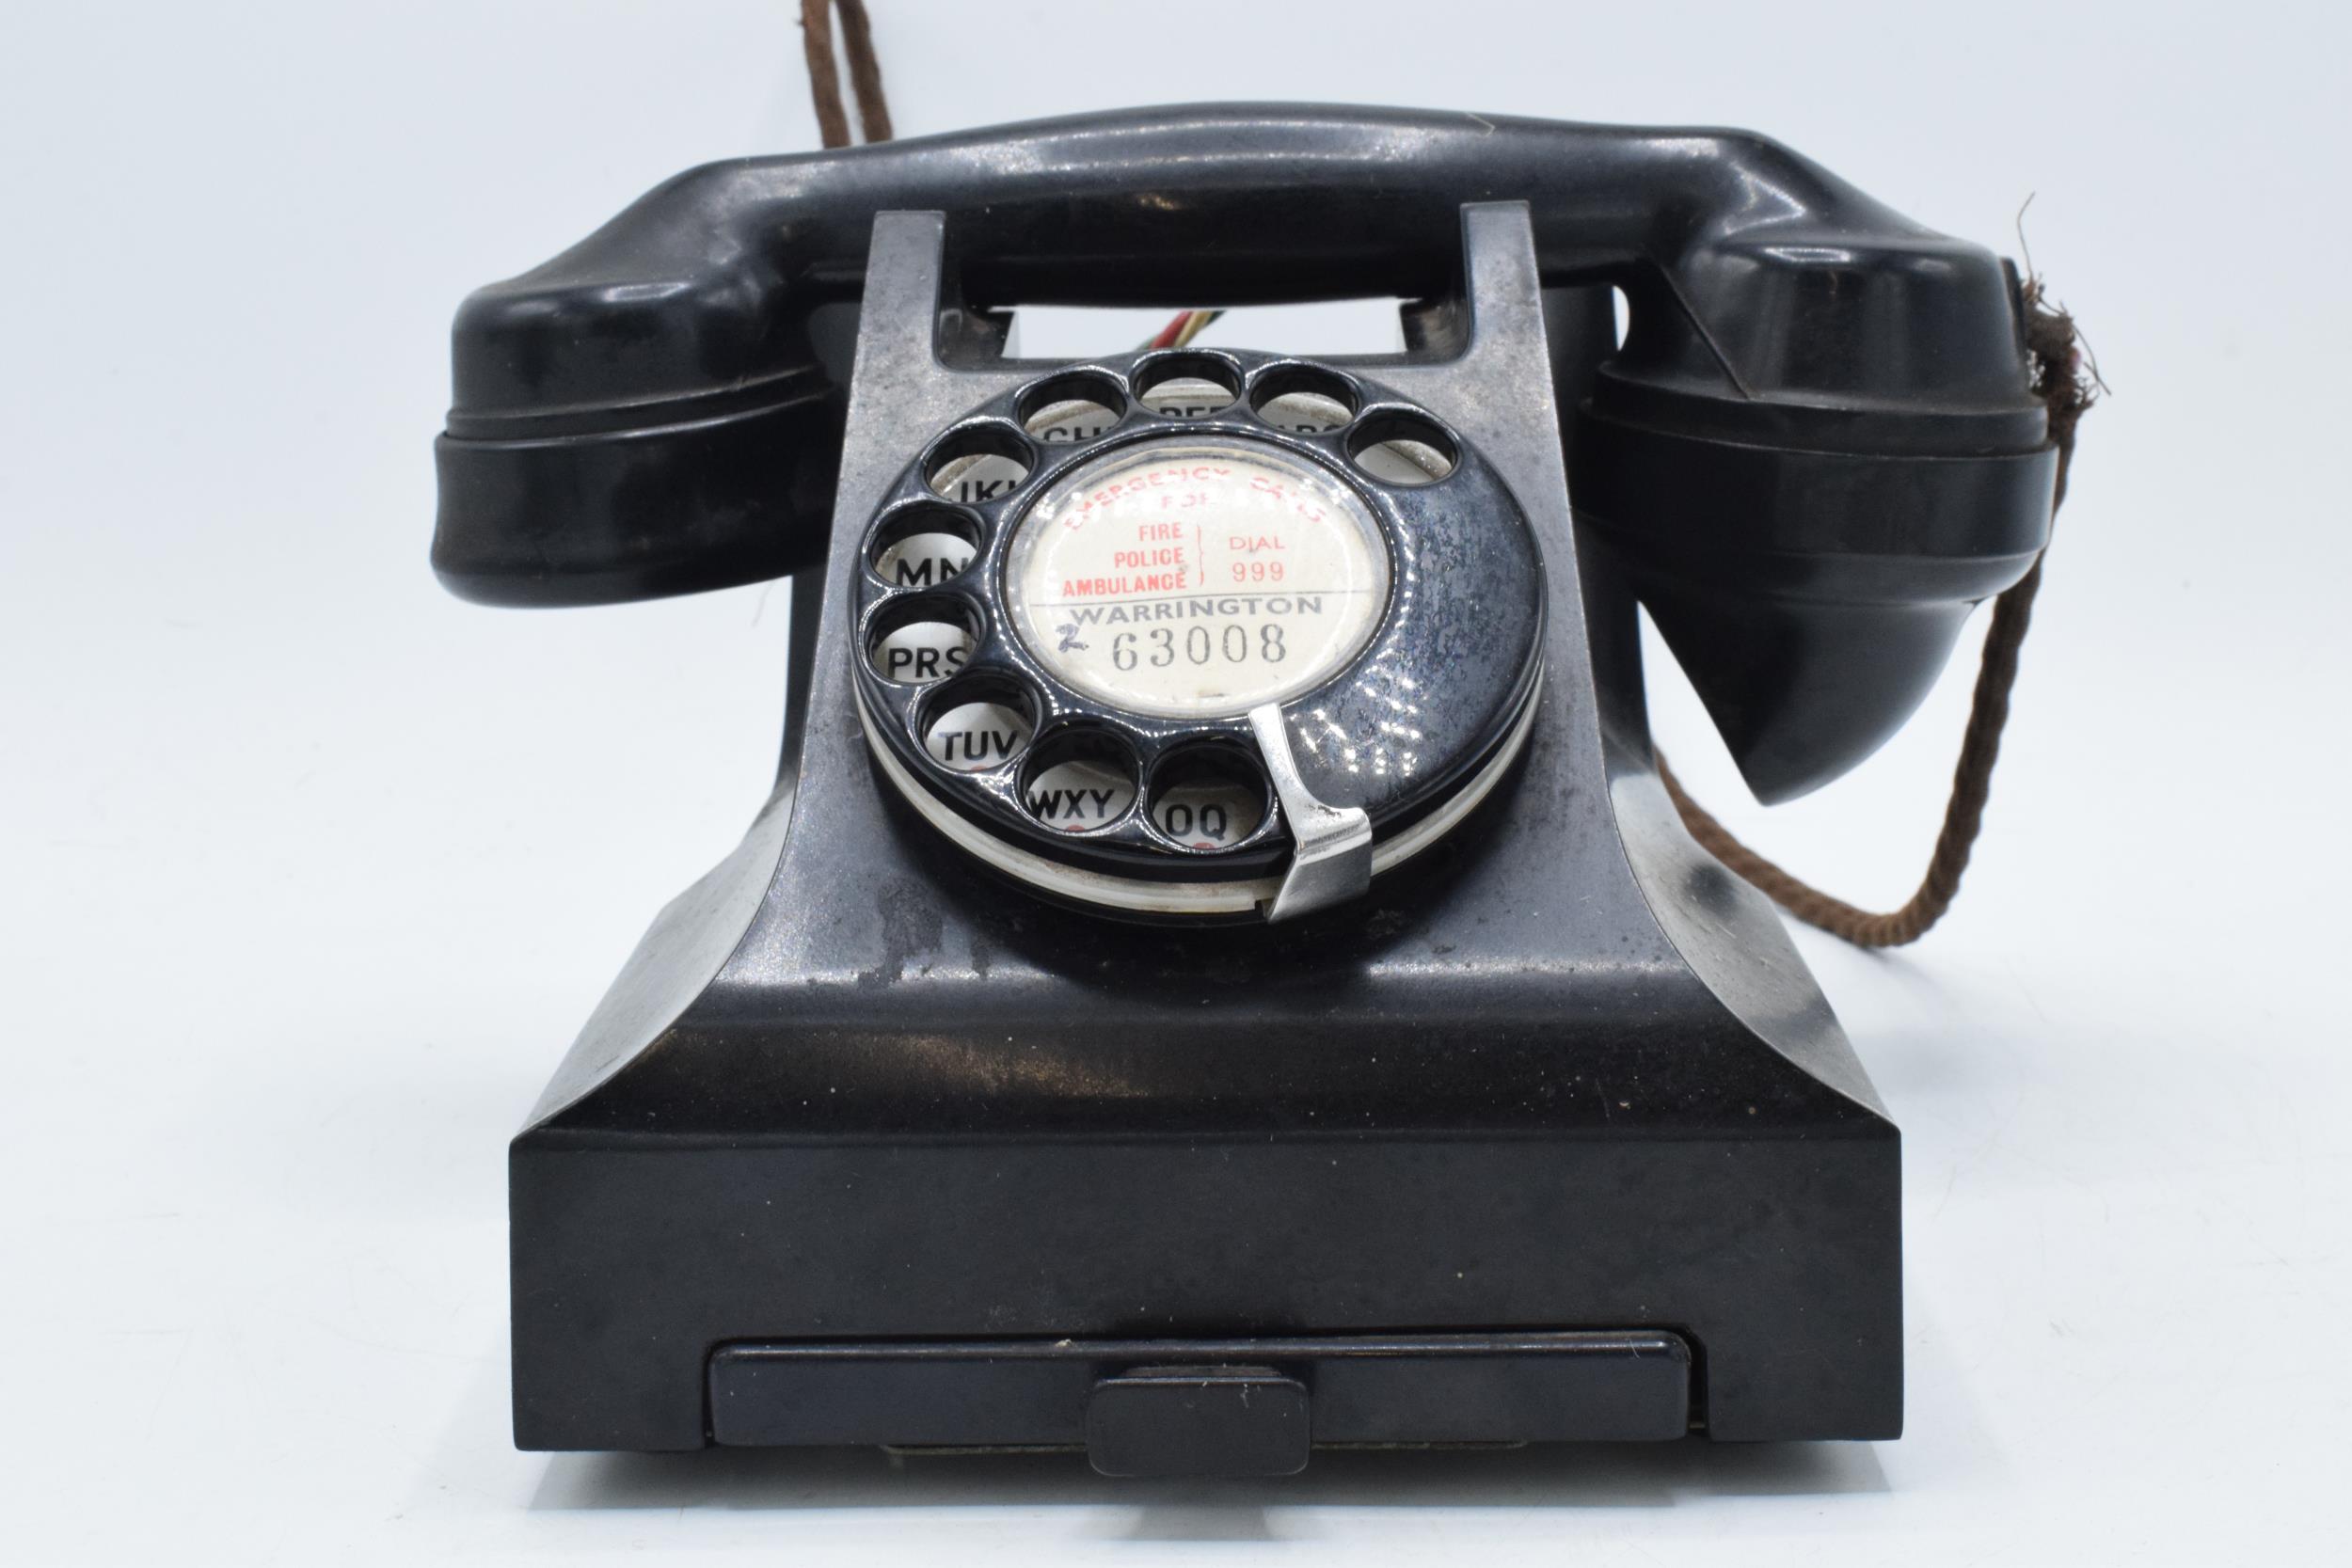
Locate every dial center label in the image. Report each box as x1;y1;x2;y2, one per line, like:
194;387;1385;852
1004;439;1390;718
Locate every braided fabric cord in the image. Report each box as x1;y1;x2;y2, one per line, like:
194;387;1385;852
795;20;2092;947
1658;289;2093;947
800;0;891;149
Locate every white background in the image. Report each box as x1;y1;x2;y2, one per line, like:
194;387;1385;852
4;1;2347;1561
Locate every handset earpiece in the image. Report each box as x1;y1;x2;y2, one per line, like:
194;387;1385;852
1569;262;2055;802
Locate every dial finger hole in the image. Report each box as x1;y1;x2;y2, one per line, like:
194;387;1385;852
1148;743;1270;851
869;503;980;589
1250;365;1359;435
1349;411;1458;486
866;595;978;687
927;423;1034;505
921;678;1035;774
1018;372;1127;445
1135;353;1240;419
1020;727;1140;834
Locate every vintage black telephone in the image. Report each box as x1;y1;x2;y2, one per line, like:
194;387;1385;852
435;106;2054;1473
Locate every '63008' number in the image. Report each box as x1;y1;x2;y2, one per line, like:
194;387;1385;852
1110;624;1289;672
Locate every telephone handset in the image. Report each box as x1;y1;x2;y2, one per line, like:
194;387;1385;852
441;107;2052;1465
437;105;2051;807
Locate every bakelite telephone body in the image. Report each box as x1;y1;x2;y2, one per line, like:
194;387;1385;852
435;107;2054;1473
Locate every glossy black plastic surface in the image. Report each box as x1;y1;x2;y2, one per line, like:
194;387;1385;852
1573;414;2053;800
434;103;2051;800
1086;1368;1311;1478
440;103;2041;451
494;210;1905;1460
707;1333;1694;1456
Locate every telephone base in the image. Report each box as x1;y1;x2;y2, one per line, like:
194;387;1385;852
509;702;1903;1459
504;206;1902;1467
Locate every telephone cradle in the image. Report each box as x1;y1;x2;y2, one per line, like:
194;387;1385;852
433;107;2056;1475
